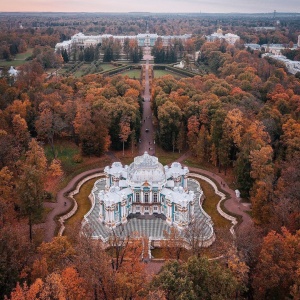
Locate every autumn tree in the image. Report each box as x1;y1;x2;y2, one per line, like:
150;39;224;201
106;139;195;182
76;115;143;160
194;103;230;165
157;101;182;151
253;228;300;299
119;116;131;156
17;139;47;241
0;166;14;224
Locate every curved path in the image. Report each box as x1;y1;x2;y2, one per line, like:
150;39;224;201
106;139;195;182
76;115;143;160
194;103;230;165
176;152;253;232
43;167;103;242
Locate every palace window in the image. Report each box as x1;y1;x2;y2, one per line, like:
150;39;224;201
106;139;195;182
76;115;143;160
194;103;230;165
136;192;140;202
154;206;158;211
144;193;149;203
153;193;158;203
136;206;140;211
145;206;149;211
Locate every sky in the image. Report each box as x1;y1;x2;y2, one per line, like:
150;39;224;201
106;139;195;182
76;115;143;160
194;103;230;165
0;0;299;14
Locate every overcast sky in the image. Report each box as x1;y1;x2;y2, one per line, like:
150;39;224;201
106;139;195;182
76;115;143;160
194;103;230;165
1;0;299;13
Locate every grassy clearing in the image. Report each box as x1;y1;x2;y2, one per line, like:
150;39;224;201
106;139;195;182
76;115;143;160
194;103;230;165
0;48;33;67
120;69;141;78
44;141;80;173
15;48;33;60
43;141;111;196
64;177;102;236
0;60;25;67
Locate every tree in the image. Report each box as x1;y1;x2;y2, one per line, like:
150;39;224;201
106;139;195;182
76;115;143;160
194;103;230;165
48;159;63;178
0;224;34;298
157;101;182;151
150;256;243;300
17;139;47;241
119;116;131;156
161;227;186;261
35;103;66;158
0;166;14;224
253;228;300;299
12;114;30;154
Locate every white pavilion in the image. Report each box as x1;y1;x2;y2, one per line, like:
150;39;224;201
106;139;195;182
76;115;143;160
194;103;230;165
98;152;194;229
83;152;215;247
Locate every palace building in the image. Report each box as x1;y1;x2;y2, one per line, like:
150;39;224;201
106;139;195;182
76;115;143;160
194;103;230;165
83;152;215;247
55;32;192;52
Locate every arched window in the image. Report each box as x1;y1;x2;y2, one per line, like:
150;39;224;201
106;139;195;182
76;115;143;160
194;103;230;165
136;192;140;202
153;193;158;202
144;193;149;203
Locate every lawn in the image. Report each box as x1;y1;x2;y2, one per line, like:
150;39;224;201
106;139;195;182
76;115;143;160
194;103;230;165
0;48;33;67
100;63;117;71
15;48;33;60
43;140;111;196
0;60;26;67
63;176;102;237
44;141;80;173
154;69;185;80
154;146;182;166
120;69;141;79
200;179;231;229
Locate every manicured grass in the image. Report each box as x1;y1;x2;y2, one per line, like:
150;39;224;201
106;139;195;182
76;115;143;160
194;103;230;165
15;48;33;60
0;48;33;67
0;60;25;67
154;69;185;80
199;179;231;229
120;69;141;78
64;177;102;236
100;63;117;71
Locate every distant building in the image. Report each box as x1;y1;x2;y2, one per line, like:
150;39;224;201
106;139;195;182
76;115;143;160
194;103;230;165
55;32;192;52
261;44;286;55
254;26;276;31
244;43;261;51
206;28;240;45
8;66;19;77
262;53;300;75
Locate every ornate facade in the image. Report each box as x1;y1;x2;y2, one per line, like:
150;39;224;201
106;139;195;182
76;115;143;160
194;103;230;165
94;152;195;230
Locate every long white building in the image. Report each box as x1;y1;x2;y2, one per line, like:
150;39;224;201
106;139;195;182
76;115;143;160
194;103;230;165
55;32;192;52
206;28;240;45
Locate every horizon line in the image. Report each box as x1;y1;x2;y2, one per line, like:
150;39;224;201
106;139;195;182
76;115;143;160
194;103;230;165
0;11;299;14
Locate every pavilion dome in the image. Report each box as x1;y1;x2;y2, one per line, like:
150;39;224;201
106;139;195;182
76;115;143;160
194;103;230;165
127;152;165;185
